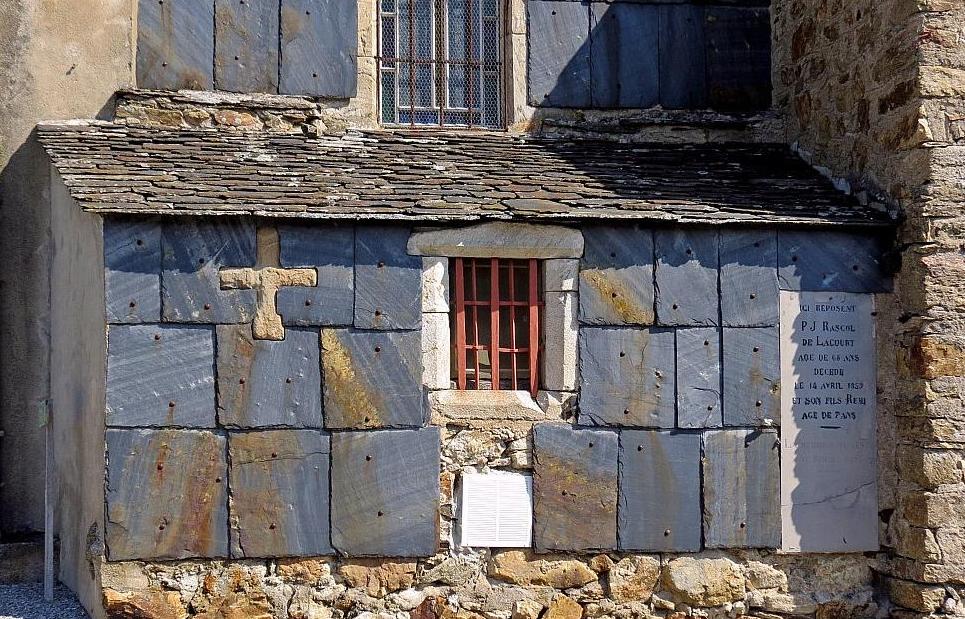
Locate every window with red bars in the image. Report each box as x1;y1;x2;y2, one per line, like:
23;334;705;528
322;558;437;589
451;258;543;396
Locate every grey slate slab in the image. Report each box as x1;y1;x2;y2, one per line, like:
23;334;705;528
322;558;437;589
658;4;706;109
720;229;779;327
705;7;771;112
322;328;423;429
722;327;780;426
229;430;332;558
107;325;216;428
104;219;162;323
676;328;722;428
217;326;322;428
215;0;280;93
702;429;781;548
280;0;358;97
655;229;720;326
579;226;655;326
354;226;421;330
137;0;215;91
330;428;440;557
619;430;701;552
533;423;618;551
778;230;891;292
589;3;659;108
277;224;355;327
579;327;675;428
527;0;591;107
106;429;228;560
161;219;257;323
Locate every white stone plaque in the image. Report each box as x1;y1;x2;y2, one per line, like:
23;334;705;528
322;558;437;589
459;471;533;548
780;291;878;552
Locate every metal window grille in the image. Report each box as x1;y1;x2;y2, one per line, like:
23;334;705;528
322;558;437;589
377;0;503;128
452;258;543;397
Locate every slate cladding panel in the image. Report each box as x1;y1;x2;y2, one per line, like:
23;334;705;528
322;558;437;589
720;229;780;327
778;230;892;292
619;430;702;552
105;219;162;324
355;226;422;330
676;328;722;428
107;325;216;428
331;428;441;557
589;3;659;108
655;229;720;326
322;329;423;429
705;7;772;112
216;325;322;428
722;327;781;426
280;0;359;98
161;219;257;324
229;430;332;558
136;0;215;91
579;327;675;428
277;224;355;327
106;429;228;560
214;0;280;93
533;423;618;551
579;226;655;326
527;1;591;107
703;429;781;548
658;5;706;109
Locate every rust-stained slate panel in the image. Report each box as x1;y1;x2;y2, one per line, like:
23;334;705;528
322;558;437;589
702;428;781;548
777;230;892;293
330;428;440;557
229;430;332;558
720;229;779;327
105;218;162;324
277;224;355;327
655;228;719;326
322;328;423;429
722;327;780;426
355;226;422;330
161;219;256;323
676;328;722;428
579;226;655;326
533;423;618;551
279;0;358;97
137;0;215;91
106;429;228;560
579;327;675;428
214;0;280;93
107;325;216;428
217;325;322;428
619;430;701;552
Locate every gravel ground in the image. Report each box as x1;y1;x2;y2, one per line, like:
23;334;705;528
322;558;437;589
0;583;89;619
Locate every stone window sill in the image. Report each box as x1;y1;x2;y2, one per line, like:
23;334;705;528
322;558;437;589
429;389;574;426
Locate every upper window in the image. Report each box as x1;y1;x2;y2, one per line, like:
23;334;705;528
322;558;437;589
451;258;543;396
378;0;503;128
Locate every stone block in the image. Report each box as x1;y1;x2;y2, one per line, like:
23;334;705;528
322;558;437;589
407;222;584;259
778;231;891;293
702;429;781;548
161;219;256;323
228;430;332;558
104;219;161;324
722;327;780;426
429;389;554;424
544;291;578;391
533;423;618;551
619;430;701;552
662;557;745;607
677;328;722;428
527;1;590;107
214;0;279;93
330;428;441;557
322;329;423;428
545;259;579;293
280;0;358;97
589;3;659;108
579;327;675;428
422;312;451;390
579;226;655;326
107;325;216;428
137;0;215;91
720;229;779;327
106;429;228;560
655;229;719;326
355;226;422;330
277;224;355;327
421;257;450;313
216;325;322;428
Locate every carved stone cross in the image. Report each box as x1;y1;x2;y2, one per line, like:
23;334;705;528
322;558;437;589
220;226;317;340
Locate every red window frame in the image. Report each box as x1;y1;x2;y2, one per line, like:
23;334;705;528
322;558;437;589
453;258;542;397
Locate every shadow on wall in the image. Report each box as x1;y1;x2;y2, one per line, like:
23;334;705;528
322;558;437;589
527;0;771;113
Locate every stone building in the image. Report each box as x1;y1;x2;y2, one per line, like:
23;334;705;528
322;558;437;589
0;0;963;618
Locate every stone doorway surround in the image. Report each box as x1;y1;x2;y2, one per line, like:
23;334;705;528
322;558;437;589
407;222;583;425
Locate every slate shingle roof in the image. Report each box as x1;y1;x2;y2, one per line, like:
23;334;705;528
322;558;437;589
36;122;894;226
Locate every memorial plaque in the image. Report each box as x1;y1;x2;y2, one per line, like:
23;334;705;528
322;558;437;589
779;291;878;552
